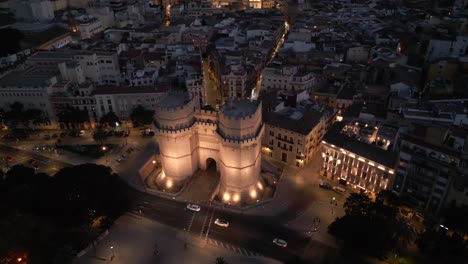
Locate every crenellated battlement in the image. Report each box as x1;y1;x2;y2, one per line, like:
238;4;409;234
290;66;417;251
195;109;218;116
196;120;217;127
156;125;194;134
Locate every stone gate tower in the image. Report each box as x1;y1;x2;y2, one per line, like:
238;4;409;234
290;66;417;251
154;92;264;204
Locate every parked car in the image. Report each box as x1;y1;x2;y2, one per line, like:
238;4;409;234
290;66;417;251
114;131;124;137
124;130;130;137
214;219;229;227
141;128;155;137
319;182;332;189
332;186;346;194
78;130;85;137
43;134;51;140
186;204;201;212
273;238;287;248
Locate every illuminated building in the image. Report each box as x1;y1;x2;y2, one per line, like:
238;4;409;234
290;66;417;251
320;122;397;195
154;92;264;203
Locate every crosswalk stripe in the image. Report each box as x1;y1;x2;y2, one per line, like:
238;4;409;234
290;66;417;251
208;238;262;257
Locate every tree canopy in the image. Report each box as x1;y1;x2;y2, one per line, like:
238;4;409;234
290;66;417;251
442;202;468;234
2;102;49;128
58;107;89;125
416;226;467;263
100;111;120;127
0;164;129;263
328;193;415;258
130;105;155;127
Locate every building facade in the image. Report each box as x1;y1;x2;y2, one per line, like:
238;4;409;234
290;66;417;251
393;125;466;215
320;122;396;195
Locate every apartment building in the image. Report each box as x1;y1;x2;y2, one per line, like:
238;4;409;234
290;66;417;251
93;85;168;120
261;65;315;91
320;121;397;195
0;66;58;126
262;92;336;167
393;123;466;215
221;65;248;99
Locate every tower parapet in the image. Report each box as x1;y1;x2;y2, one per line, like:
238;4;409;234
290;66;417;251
218;100;262;141
154;92;199;132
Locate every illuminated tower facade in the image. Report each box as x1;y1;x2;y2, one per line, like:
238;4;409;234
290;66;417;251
154;92;264;204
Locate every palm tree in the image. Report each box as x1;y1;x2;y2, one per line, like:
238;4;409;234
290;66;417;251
214;257;228;264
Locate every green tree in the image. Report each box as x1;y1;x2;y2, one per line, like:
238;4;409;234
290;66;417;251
0;164;129;262
442;202;468;234
130;105;155;127
214;257;228;264
343;193;372;216
100;111;120;127
58;107;89;128
416;226;467;263
92;126;107;144
328;193;415;258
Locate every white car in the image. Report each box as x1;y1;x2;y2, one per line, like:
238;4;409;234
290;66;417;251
186;204;201;212
273;238;287;248
78;130;85;137
214;219;229;227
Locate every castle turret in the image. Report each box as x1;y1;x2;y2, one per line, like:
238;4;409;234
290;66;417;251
154;92;199;190
217;100;264;203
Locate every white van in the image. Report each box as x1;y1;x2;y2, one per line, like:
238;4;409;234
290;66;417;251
332;186;346;194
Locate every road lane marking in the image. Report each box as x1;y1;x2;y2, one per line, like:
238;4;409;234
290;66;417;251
199;208;211;238
186;212;197;234
203;207;215;241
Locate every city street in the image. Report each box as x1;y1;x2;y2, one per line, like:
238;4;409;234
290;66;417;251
1;130;346;263
76;213;281;264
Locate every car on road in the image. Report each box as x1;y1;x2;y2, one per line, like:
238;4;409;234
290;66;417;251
29;159;39;169
3;156;14;163
186;204;201;212
43;134;51;140
273;238;287;248
214;219;229;227
114;131;124;137
78;130;85;137
319;182;332;189
124;130;130;137
306;228;318;236
332;186;346;194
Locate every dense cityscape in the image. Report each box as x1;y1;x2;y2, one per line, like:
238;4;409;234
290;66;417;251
0;0;467;263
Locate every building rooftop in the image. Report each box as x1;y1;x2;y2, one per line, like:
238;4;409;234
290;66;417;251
221;100;258;118
323;122;397;168
93;85;168;95
0;67;57;88
263;107;323;135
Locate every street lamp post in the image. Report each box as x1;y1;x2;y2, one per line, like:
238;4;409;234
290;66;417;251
110;246;115;260
102;146;108;164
